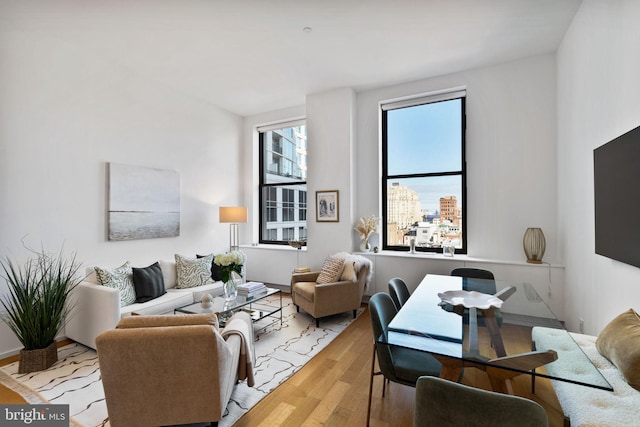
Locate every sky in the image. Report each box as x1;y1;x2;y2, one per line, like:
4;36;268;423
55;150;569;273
387;98;463;213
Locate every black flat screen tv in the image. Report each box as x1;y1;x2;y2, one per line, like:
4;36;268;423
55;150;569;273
594;124;640;268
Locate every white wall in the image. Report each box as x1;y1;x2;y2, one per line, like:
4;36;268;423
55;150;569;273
357;53;558;263
239;89;358;285
557;0;640;334
305;88;357;258
242;55;564;320
0;29;243;356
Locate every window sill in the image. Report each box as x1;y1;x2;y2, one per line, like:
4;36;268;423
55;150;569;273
241;244;307;252
354;250;564;269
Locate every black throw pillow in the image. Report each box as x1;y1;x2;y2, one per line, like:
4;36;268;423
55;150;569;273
132;262;166;303
196;254;223;281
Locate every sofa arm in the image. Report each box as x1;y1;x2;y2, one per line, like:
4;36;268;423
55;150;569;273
292;271;320;284
65;281;121;349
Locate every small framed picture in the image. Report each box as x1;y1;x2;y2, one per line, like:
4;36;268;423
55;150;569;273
316;190;339;222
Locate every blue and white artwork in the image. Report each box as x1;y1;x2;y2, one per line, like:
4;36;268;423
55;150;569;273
108;163;180;241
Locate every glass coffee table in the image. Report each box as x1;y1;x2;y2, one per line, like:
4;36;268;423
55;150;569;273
175;287;282;328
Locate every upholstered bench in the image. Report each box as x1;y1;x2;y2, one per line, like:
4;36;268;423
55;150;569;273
532;323;640;426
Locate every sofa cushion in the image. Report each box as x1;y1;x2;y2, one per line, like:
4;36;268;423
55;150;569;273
132;262;166;303
293;281;316;303
596;308;640;390
95;261;137;307
175;254;215;289
316;257;345;284
167;280;224;300
197;253;224;281
120;291;193;317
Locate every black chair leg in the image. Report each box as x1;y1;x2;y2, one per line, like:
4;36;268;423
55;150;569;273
353;309;357;318
366;344;377;427
316;318;320;328
531;341;536;393
296;305;299;312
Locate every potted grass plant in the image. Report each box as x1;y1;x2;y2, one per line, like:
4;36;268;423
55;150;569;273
0;246;82;373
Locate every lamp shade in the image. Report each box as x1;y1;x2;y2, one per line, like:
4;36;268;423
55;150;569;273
219;206;248;223
523;227;546;264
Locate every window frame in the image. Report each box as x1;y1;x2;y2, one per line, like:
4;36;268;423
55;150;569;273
381;92;467;254
258;120;307;245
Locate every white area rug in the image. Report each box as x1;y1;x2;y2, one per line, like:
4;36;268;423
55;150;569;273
0;294;362;427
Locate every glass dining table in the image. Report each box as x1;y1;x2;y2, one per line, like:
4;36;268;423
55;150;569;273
383;274;612;394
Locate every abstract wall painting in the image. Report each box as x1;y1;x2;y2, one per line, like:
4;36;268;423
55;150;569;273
107;163;180;241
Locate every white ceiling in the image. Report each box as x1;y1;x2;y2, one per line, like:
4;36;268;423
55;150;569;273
1;0;582;117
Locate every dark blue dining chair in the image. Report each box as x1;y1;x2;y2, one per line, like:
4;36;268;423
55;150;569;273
366;292;441;427
450;267;503;328
388;277;411;310
450;267;497;294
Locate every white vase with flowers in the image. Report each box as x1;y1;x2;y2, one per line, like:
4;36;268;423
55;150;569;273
214;250;247;301
354;215;380;252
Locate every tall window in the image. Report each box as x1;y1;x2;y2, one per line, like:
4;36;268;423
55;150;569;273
299;191;307;220
382;89;466;253
282;189;295;221
259;120;307;244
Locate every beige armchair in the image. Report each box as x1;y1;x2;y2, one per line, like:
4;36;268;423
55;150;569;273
96;312;253;427
291;254;371;327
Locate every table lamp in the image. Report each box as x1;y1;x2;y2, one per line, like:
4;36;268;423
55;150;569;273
219;206;248;252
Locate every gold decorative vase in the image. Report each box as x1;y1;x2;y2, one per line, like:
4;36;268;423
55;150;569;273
523;227;546;264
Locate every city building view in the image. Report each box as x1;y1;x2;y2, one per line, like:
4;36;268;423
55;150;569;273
260;124;307;243
386;182;463;249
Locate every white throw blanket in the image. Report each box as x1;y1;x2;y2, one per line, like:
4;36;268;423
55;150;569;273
221;311;256;387
332;252;374;288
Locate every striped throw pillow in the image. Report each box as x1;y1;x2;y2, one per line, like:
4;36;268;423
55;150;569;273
316;257;345;284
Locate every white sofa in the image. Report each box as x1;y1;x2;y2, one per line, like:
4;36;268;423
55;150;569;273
65;259;224;349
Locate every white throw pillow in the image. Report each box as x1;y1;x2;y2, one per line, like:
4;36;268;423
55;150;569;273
95;261;137;307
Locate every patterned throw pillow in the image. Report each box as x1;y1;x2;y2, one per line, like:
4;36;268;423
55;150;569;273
175;254;215;289
196;253;224;281
316;257;345;284
95;261;137;307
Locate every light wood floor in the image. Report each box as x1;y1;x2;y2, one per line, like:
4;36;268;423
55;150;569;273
0;308;565;426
